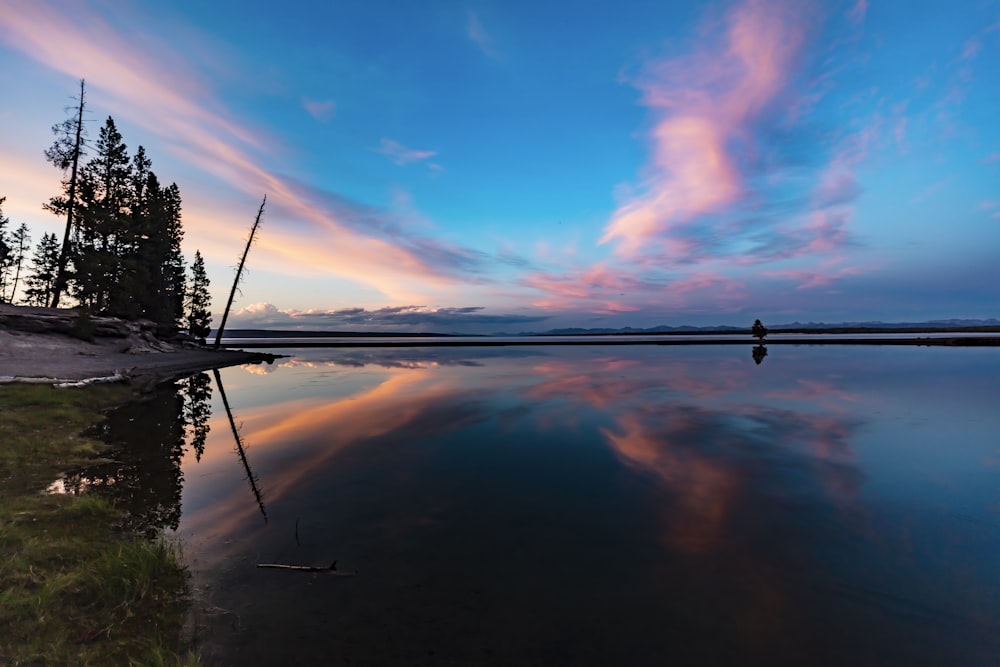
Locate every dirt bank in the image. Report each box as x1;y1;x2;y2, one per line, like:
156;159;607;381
0;304;278;384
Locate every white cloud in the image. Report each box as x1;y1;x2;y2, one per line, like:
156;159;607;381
467;11;503;60
374;138;437;167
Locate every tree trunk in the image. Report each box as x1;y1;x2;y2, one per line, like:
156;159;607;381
213;195;265;348
50;79;86;309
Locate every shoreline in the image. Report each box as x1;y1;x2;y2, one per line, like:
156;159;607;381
3;304;997;384
0;333;281;384
1;304;280;384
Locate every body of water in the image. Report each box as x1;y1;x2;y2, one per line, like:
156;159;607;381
219;332;997;347
73;344;1000;665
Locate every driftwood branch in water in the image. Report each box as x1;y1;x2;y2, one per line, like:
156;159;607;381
256;560;357;576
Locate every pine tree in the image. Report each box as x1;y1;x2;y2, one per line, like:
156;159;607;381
74;116;131;312
127;173;185;326
43;104;190;325
23;233;61;306
6;223;31;303
186;250;212;341
0;197;10;301
159;182;186;327
44;79;87;308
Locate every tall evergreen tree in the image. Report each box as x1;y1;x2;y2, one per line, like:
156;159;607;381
113;147;154;319
74;116;131;312
124;172;185;325
161;182;186;325
23;233;61;307
44;79;87;308
186;250;212;341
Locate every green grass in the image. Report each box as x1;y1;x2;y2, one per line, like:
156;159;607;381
0;384;200;666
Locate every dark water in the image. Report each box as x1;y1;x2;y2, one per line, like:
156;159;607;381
77;345;1000;665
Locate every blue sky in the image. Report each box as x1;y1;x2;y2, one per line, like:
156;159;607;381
1;0;997;332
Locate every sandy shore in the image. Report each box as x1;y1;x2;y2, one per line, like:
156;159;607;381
0;327;278;384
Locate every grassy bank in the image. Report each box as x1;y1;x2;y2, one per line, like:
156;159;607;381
0;384;199;666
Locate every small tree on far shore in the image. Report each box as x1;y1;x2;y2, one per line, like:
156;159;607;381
752;319;768;340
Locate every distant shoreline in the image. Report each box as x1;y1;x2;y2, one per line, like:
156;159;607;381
223;335;1000;349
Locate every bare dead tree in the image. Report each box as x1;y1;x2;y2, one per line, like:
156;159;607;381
214;195;265;348
46;79;87;308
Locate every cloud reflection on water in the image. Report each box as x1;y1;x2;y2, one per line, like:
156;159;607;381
186;348;865;565
171;346;1000;664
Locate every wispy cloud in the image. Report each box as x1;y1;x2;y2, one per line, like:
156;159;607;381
0;1;477;302
302;98;336;122
374;138;438;167
960;37;981;61
847;0;868;25
979;201;1000;219
467;11;502;60
763;262;864;290
522;262;747;315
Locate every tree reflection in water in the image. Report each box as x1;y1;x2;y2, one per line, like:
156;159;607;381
58;372;214;535
57;368;269;534
184;371;212;462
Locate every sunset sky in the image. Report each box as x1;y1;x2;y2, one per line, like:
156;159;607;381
1;0;997;332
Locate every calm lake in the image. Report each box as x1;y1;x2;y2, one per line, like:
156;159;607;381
73;344;1000;665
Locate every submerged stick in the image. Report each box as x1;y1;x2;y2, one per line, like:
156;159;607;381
256;560;357;576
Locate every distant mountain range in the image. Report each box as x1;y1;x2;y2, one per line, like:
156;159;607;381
218;319;1000;338
528;319;1000;336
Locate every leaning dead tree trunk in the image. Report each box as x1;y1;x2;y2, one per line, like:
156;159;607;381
49;79;87;309
214;195;265;348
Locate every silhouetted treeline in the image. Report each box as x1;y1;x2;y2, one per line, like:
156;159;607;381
45;115;187;325
0;81;211;337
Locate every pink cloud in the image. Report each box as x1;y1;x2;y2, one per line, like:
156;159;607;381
522;262;656;308
763;262;863;290
847;0;868;25
523;261;748;314
0;1;476;303
602;0;811;257
302;98;336;122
